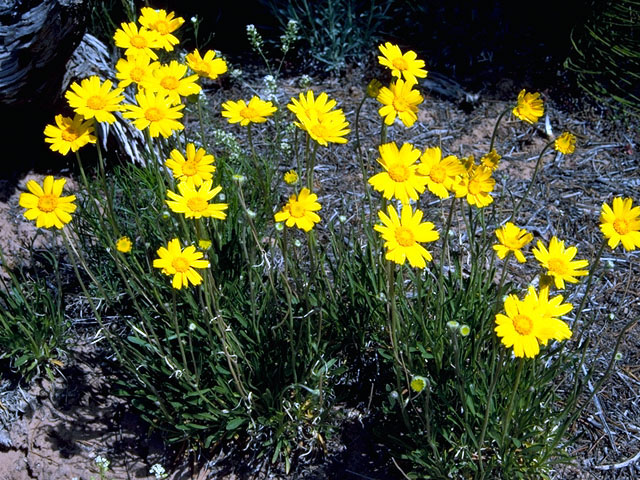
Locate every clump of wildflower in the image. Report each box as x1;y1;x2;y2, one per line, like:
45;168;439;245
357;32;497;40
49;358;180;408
212;129;242;160
377;79;423;127
186;49;228;80
368;142;427;204
246;24;263;50
600;197;640;251
165;143;215;187
149;463;168;479
378;42;428;84
280;19;299;54
116;236;133;253
274;188;322;232
374;204;439;269
532;237;588;289
153;238;210;289
138;7;184;51
554;132;577;155
493;222;533;263
221;96;277;126
44;114;96;155
284;170;299;185
512;89;544;124
19;176;76;229
65;76;124;124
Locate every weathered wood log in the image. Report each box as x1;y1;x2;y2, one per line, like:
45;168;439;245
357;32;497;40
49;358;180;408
0;0;88;106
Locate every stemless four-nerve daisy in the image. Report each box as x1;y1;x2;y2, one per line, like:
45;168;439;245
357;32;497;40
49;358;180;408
65;76;124;124
495;292;548;358
123;90;185;138
44;114;96;156
297;109;350;146
113;22;162;60
115;236;133;253
284;169;299;185
165;180;228;220
186;49;228;80
19;176;76;229
493;222;533;263
481;149;501;171
600;197;640;251
165;143;215;187
377;42;428;84
153;238;210;289
554;132;577;155
288;90;340;127
138;7;184;51
524;286;573;345
512;89;544;124
377;78;423;127
369;142;426;204
221;96;277;126
374;205;439;269
274;187;321;232
532;236;589;289
454;165;495;208
142;60;201;104
115;54;158;89
416;146;465;199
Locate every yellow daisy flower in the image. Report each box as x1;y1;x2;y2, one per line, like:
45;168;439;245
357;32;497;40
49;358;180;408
554;132;577;155
377;78;423;127
374;204;439;269
274;187;321;232
198;239;212;250
186;49;228;80
453;165;495;208
297;110;350;146
123;90;185;138
19;176;76;229
221;96;277;126
138;7;184;51
481;149;501;170
113;22;162;60
416;147;465;199
493;222;533;263
600;197;640;251
44;114;96;156
165;143;215;187
368;142;427;204
377;42;428;84
287;90;339;127
284;170;299;185
116;236;133;253
410;376;427;393
532;237;589;289
115;55;158;89
512;89;544;124
65;76;124;124
165;181;228;220
153;238;210;289
142;60;201;104
495;293;548;358
523;286;572;346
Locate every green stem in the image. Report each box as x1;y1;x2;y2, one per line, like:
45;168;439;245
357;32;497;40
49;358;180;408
572;238;606;348
501;357;525;448
511;140;556;221
488;107;511;153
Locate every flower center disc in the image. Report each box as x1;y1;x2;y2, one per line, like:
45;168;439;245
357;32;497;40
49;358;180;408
392;57;409;71
61;129;78;142
395;226;415;247
429;165;446;183
241;107;259;120
392;97;410;112
468;179;482;195
145;107;164;122
87;95;107;110
195;62;210;75
187;196;208;213
613;218;630;235
513;314;533;336
171;256;190;273
130;67;145;82
548;257;568;275
154;20;169;34
310;123;329;139
160;76;179;90
290;202;306;218
388;163;409;182
38;194;58;213
130;35;148;48
182;159;198;176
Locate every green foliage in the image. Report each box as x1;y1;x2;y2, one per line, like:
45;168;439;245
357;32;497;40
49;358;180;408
265;0;394;72
565;0;640;116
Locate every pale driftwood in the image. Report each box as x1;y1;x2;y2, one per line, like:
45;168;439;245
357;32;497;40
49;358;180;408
0;0;88;106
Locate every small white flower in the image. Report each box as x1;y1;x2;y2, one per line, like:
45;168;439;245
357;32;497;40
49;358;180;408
275;222;284;231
